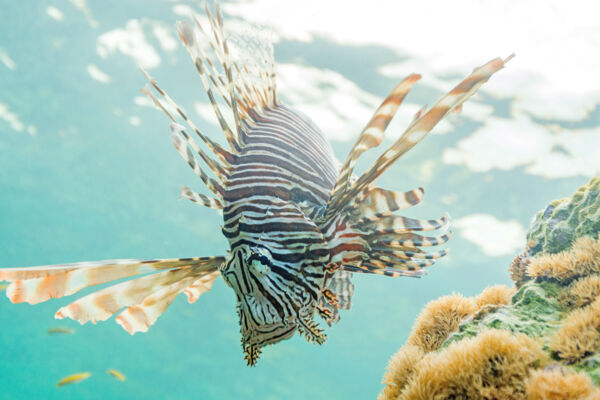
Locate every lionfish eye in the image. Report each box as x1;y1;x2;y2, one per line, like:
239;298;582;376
247;251;271;276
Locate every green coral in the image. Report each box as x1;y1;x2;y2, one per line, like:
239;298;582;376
445;281;563;346
527;176;600;255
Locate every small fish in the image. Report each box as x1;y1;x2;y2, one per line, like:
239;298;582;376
0;283;8;290
107;369;126;381
56;372;91;388
47;327;75;335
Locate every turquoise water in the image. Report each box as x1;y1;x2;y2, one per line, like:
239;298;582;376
0;1;596;399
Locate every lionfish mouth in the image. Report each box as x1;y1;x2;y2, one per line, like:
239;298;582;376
242;323;297;366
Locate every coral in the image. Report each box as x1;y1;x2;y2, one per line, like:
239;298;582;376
446;280;563;345
475;284;515;310
379;345;424;400
400;330;545;400
406;294;477;352
550;297;600;364
527;176;600;255
526;365;600;400
509;244;533;287
527;235;600;284
560;275;600;309
379;176;600;398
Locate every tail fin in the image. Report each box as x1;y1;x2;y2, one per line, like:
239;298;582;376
0;256;224;333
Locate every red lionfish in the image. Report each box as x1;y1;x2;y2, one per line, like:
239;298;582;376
0;4;510;365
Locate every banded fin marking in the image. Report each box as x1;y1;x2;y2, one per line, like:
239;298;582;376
1;257;224;331
352;187;425;219
362;213;449;233
369;248;449;260
369;253;436;268
1;257;219;305
55;267;198;324
141;70;235;165
177;20;238;150
346;56;513;203
329;74;421;213
180;186;223;210
341;264;425;278
208;3;243;144
141;88;229;182
372;232;452;248
184;271;220;303
171;128;224;198
115;273;202;334
325;55;512;219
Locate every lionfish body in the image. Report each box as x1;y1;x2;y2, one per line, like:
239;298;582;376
0;4;511;365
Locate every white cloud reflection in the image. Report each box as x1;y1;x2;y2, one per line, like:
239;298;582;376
87;64;111;83
216;0;600;179
224;0;600;121
152;23;178;52
0;48;16;71
97;19;161;69
0;103;36;136
443;113;600;178
46;6;64;22
277;64;380;141
69;0;99;28
454;214;526;257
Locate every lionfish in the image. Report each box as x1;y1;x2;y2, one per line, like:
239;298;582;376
0;4;510;365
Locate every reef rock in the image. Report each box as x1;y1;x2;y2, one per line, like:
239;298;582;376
527;176;600;255
380;176;600;400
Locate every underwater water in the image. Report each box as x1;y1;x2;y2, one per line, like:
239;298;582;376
0;0;599;399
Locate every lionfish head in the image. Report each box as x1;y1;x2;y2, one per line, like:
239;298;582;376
220;244;323;365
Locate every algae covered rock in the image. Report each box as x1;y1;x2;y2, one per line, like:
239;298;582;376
527;176;600;255
379;176;600;399
445;280;563;346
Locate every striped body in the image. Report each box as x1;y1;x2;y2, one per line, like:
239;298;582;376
0;3;511;366
221;105;337;355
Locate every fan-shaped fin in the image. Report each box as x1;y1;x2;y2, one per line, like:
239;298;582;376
183;271;220;303
0;257;222;305
1;256;224;331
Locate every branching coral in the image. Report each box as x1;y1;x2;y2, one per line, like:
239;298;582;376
406;294;477;352
475;284;515;310
526;365;599;400
527;235;600;284
550;297;600;363
400;330;545;400
560;275;600;309
379;345;424;400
